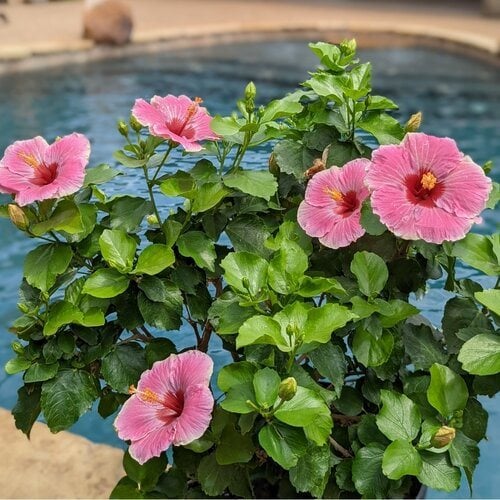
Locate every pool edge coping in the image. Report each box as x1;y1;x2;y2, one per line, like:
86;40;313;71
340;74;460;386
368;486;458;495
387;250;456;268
0;20;499;75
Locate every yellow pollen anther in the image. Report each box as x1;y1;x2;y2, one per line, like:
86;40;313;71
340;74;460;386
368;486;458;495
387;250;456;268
421;172;437;191
185;97;203;121
324;187;344;202
18;152;39;169
128;385;163;404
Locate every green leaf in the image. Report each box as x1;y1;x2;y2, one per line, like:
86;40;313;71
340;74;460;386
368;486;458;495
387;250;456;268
258;423;308;469
360;201;386;236
352;444;389;498
260;93;303;122
427;364;468;417
382;440;422;480
309;343;346;397
417;451;461;492
289;445;332;498
101;344;147;393
403;324;448;370
138;288;182;331
123;451;167;492
191;182;230;213
303;303;356;344
24;362;59;383
215;426;255;465
449;431;479;492
43;301;81;336
462;398;488;442
208;292;255;334
475;289;500;315
12;385;41;438
210;115;243;136
273;139;316;179
41;369;98;432
83;269;130;298
253;368;280;408
268;241;308;294
144;338;176;367
113;149;146;168
358;112;405;145
84;163;120;186
197;453;233;497
275;386;331;428
220;381;256;414
376;389;421;441
109;196;152;232
177;231;216;272
237;315;289;351
159;171;196;198
296;276;345;298
458;333;500;376
334;386;364;416
452;233;500;276
223;169;278;201
5;357;32;375
24;243;73;292
99;229;137;273
220;252;268;298
217;362;256;392
31;200;84;236
353;329;394;367
132;244;175;275
110;477;143;499
226;215;272;259
350;251;388;297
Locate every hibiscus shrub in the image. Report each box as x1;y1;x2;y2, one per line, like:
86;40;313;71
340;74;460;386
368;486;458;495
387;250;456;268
2;40;500;498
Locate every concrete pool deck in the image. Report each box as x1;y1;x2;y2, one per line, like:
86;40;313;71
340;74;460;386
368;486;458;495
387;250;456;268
0;0;499;73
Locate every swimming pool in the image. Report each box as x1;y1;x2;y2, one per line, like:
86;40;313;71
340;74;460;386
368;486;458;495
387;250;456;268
0;41;498;498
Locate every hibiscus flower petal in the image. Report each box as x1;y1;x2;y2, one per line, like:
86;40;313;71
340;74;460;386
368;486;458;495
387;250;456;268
14;184;60;207
297;201;337;238
319;211;365;249
173;385;214;446
128;424;177;465
404;132;461;178
114;395;166;442
367;142;413;189
337;158;371;194
132;98;166;128
415;206;474;244
2;136;49;176
370;187;420;241
304;167;342;208
435;156;492;218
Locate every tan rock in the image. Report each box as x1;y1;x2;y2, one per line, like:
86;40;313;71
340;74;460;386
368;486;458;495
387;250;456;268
83;0;133;46
0;408;124;499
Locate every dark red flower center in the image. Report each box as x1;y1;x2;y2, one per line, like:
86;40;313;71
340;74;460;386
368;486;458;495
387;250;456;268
167;97;202;139
31;162;59;186
326;188;359;217
19;151;59;186
405;171;444;207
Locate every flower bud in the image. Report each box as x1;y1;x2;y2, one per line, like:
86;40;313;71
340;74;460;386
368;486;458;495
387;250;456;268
11;341;24;355
340;39;357;55
268;153;280;175
405;112;423;133
129;114;143;133
8;204;29;230
278;377;298;401
242;277;250;290
431;426;456;448
117;120;129;137
245;81;257;101
146;214;159;225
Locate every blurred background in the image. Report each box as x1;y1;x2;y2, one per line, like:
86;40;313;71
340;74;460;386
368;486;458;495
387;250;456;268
0;0;499;498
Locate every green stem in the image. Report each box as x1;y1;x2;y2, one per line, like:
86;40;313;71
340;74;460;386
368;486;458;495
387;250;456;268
151;143;174;184
143;165;164;238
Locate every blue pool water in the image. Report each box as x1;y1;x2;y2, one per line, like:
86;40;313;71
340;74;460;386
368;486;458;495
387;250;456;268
0;41;498;497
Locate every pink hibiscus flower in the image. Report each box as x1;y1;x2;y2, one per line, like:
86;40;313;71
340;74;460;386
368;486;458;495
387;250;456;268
132;95;218;152
114;350;214;465
366;133;492;244
0;133;90;207
297;158;370;249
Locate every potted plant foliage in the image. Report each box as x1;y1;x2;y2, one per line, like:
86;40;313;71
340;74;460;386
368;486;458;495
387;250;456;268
2;40;499;498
